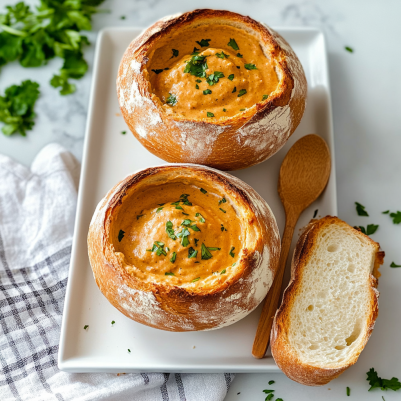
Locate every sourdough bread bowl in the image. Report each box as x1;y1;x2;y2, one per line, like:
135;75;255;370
117;9;307;171
88;164;280;331
270;216;384;386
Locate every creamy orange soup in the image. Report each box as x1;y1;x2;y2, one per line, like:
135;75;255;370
113;182;242;287
147;25;278;120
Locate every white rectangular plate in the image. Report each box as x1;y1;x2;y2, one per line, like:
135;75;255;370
59;27;336;373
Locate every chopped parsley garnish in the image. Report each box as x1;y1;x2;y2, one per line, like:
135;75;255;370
268;380;275;385
184;54;208;78
195;212;205;223
148;241;167;256
262;94;269;100
232;87;237;93
136;214;144;220
166;221;176;240
216;51;229;59
236;53;243;58
171;49;179;58
196;79;202;83
347;387;350;396
158;203;165;206
164;68;169;70
191;277;200;282
382;210;390;214
229;246;235;257
182;212;189;216
390;262;401;268
152;69;164;74
128;349;131;353
244;63;257;70
219;197;227;205
228;74;234;81
175;205;183;210
188;247;198;258
121;131;126;135
345;46;354;53
177;228;190;247
263;389;274;394
355;202;369;216
111;321;115;325
206;71;225;86
223;108;227;112
220;269;226;274
118;230;125;242
166;93;177;106
236;66;240;69
190;225;200;232
120;16;126;19
200;188;207;194
196;84;199;89
179;194;192;205
192;47;200;55
227;38;239;50
194;238;199;246
165;272;175;276
219;208;226;213
201;243;213;260
181;219;193;226
232;263;236;267
155;207;164;213
83;325;89;330
390;211;401;224
208;247;221;251
313;209;318;218
196;39;211;47
367;367;401;391
238;89;247;97
240;108;245;111
203;89;212;95
354;224;379;236
221;224;227;232
207;112;214;118
170;252;177;263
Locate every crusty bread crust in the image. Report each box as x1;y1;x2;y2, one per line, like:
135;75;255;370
270;216;383;386
116;9;307;171
88;164;280;331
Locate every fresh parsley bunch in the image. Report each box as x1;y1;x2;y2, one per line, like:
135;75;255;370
0;0;105;95
0;80;40;136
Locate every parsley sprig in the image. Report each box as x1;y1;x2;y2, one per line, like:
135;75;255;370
367;368;401;391
184;54;208;78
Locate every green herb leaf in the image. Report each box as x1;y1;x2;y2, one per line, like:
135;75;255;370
347;387;350;396
83;325;89;330
203;89;212;95
155;207;164;213
192;47;200;55
196;79;202;83
120;16;126;19
236;53;243;58
390;262;401;268
121;131;126;135
367;224;379;235
191;277;200;282
266;394;274;401
111;321;115;325
228;74;234;81
244;63;257;70
166;221;176;240
0;80;40;136
223;108;227;112
201;243;213;260
118;230;125;242
195;212;206;223
262;94;269;100
196;39;211;47
200;188;207;194
216;51;229;59
263;390;274;394
227;38;239;50
240;108;245;111
345;46;354;53
390;211;401;224
207;112;214;118
219;208;226;213
367;367;401;391
221;224;227;232
166;93;177;106
184;54;209;78
171;49;179;58
268;380;275;385
175;205;183;210
382;210;390;214
355;202;369;216
190;225;200;232
220;269;226;274
152;69;163;74
188;247;198;258
232;87;237;93
208;247;221;251
196;84;199;89
181;219;193;226
238;89;247;97
194;238;199;246
128;349;131;353
229;246;235;257
219;197;227;205
165;272;175;276
232;263;236;267
313;209;318;218
170;252;177;263
137;214;144;220
206;71;225;86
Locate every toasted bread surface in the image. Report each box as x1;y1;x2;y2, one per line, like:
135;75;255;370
271;216;384;386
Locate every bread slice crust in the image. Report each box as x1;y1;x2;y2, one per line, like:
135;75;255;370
270;216;384;386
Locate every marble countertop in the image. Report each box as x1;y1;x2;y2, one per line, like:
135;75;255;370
1;0;400;400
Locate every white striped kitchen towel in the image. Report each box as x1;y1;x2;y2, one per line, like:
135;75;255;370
0;143;234;401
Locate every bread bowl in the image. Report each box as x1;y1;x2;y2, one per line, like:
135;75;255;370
270;216;384;386
117;9;307;171
88;164;280;331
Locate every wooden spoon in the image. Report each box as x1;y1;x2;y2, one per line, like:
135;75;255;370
252;134;331;359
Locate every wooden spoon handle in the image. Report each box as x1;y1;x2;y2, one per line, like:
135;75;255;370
252;208;299;358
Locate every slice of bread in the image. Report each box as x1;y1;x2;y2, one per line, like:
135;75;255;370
271;216;384;386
